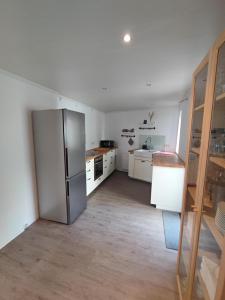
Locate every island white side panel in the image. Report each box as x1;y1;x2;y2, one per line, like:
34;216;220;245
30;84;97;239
151;166;185;212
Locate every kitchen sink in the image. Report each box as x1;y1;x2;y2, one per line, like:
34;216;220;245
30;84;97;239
134;149;155;158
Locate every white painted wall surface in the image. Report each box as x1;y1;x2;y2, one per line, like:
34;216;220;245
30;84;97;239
105;107;180;171
0;69;105;249
178;99;190;161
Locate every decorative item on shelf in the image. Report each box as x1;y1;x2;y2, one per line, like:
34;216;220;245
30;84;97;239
128;138;134;146
122;128;135;133
139;111;156;130
121;134;135;138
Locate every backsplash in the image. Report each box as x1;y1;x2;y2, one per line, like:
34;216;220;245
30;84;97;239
139;135;166;151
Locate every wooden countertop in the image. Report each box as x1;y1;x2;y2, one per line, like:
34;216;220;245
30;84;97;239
152;152;184;168
86;147;116;161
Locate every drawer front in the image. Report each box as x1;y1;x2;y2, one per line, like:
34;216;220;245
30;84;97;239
86;159;94;167
134;159;152;182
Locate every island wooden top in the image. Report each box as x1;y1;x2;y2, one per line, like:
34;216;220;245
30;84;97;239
152;152;184;168
86;147;116;161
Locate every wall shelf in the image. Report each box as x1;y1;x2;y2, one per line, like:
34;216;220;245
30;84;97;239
203;215;224;250
138;127;156;130
209;156;225;169
188;186;213;208
216;92;225;103
191;148;200;155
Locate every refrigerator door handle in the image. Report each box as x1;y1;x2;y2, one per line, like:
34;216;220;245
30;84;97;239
66;181;70;197
65;148;69;177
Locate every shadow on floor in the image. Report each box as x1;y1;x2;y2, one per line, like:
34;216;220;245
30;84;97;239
96;171;151;206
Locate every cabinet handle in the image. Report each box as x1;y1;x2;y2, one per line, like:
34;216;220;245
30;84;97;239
87;178;91;181
141;160;146;163
66;181;69;197
65;148;69;177
87;169;91;172
104;166;107;168
105;160;107;162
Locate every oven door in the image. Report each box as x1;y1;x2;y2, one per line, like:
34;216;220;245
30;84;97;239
94;157;103;180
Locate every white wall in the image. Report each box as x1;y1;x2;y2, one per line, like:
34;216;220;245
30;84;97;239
0;69;105;249
178;99;191;161
105;106;180;171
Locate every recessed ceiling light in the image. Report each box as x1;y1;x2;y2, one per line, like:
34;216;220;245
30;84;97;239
123;33;131;43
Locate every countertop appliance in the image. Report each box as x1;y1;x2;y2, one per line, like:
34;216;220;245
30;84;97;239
32;109;87;224
100;140;114;148
94;155;103;180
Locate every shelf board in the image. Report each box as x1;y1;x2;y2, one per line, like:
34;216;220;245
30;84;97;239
209;156;225;169
187;186;213;208
216;92;225;102
197;271;210;300
191;148;200;155
194;104;204;111
203;215;224;250
188;186;196;200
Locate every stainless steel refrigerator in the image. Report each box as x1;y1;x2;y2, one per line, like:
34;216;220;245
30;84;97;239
32;109;87;224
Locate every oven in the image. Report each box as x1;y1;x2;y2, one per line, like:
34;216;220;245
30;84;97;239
94;155;103;180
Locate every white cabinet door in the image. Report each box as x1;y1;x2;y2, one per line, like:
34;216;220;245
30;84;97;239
128;153;134;177
109;149;115;174
86;159;95;195
103;153;110;179
133;158;152;182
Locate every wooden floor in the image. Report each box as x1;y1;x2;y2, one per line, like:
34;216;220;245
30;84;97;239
0;171;178;300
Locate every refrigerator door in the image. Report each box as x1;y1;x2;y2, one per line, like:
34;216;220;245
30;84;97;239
66;171;87;224
63;110;85;178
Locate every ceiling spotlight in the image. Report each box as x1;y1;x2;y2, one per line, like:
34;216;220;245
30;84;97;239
123;33;131;43
146;82;152;87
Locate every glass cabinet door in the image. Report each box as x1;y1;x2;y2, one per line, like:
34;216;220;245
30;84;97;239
192;42;225;300
178;61;209;298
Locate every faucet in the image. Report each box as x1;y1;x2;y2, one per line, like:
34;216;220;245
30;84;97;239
144;137;154;150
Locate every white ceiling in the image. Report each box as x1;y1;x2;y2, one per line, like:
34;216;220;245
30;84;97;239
0;0;225;112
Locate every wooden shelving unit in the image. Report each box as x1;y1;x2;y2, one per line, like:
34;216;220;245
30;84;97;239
191;148;200;155
216;92;225;103
187;186;213;208
210;156;225;169
203;215;224;250
194;104;204;111
177;29;225;300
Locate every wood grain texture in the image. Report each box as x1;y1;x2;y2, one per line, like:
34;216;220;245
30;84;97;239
0;172;178;300
86;147;117;161
152;152;184;168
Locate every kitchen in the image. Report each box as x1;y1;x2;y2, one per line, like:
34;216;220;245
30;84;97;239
1;1;225;300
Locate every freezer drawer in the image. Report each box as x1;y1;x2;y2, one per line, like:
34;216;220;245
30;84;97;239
67;171;87;224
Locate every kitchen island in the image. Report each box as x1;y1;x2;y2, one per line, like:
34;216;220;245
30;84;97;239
151;152;185;212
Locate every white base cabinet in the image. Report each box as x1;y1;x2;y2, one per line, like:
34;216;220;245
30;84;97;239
133;158;152;182
151;165;185;212
86;149;116;196
128;153;153;182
